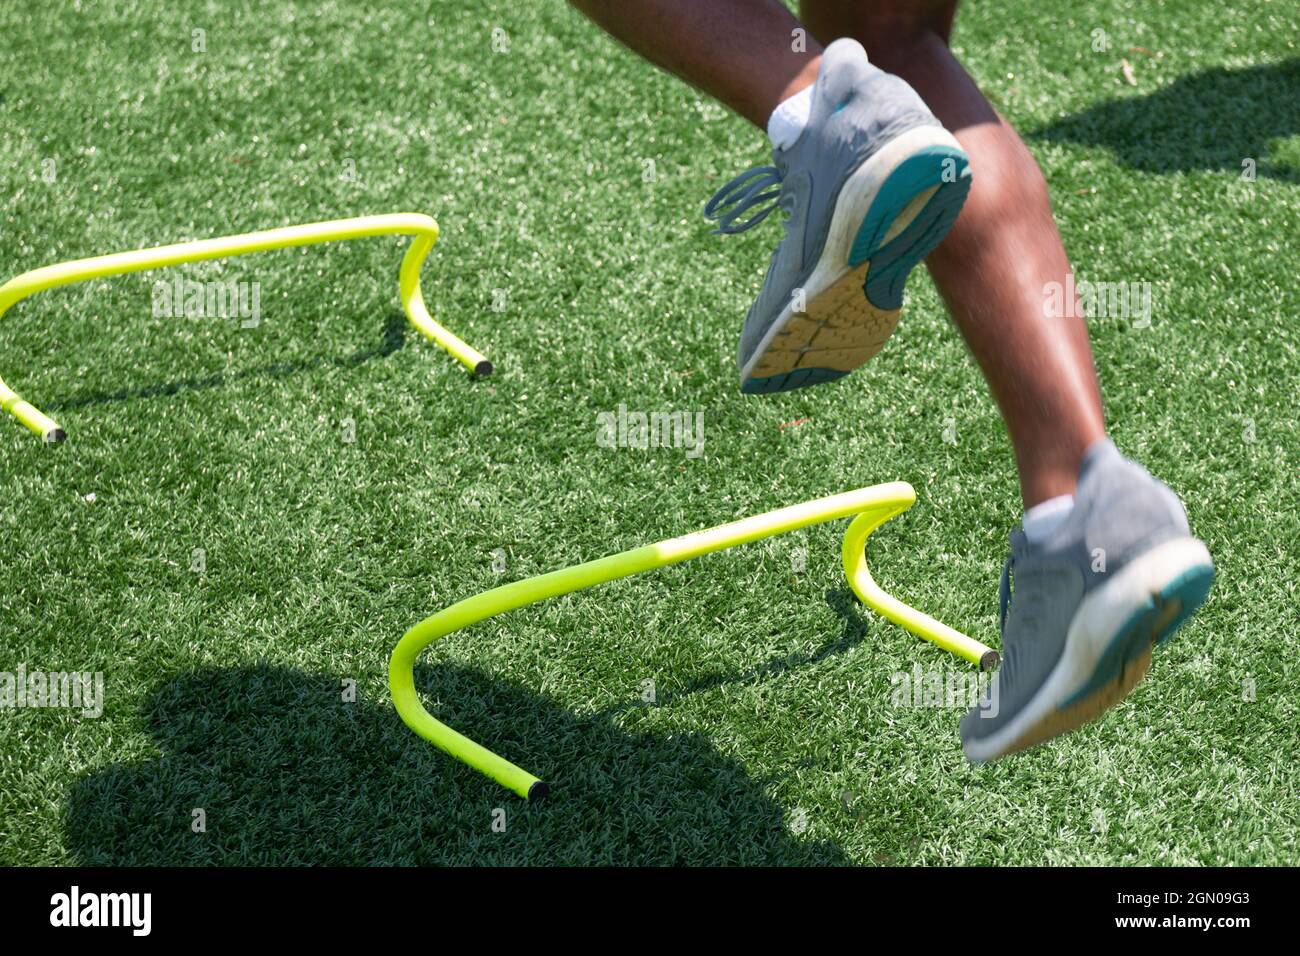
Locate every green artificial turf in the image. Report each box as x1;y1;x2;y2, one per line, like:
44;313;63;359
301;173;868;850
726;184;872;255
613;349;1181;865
0;0;1296;865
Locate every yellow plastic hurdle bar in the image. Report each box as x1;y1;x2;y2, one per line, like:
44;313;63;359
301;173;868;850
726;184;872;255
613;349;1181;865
391;481;999;800
0;212;489;442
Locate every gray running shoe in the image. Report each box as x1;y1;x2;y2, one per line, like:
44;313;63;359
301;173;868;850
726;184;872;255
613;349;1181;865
704;38;972;394
961;439;1215;762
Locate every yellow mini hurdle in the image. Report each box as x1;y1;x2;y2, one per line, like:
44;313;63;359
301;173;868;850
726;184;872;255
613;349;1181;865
0;213;488;442
391;481;997;800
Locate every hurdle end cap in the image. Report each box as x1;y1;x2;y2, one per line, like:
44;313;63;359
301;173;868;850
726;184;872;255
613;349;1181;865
474;359;494;377
979;650;1001;672
527;781;549;801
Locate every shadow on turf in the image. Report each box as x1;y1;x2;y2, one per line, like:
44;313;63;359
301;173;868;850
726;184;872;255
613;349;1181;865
46;310;411;413
595;588;869;718
1031;59;1300;182
63;663;853;865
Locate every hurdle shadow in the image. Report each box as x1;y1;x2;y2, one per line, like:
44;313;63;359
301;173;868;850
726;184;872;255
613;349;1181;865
1030;59;1300;182
596;587;871;718
62;663;850;865
46;309;412;414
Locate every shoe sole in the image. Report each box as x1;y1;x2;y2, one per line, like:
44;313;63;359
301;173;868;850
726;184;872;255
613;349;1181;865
740;126;972;394
963;536;1215;763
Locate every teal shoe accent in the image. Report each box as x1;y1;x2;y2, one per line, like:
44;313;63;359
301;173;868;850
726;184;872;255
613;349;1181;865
741;146;971;395
1060;563;1215;709
741;367;848;394
1153;563;1216;646
849;146;971;311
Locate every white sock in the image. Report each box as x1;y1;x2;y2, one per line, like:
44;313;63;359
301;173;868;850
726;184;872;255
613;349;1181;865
767;84;815;151
1022;494;1075;544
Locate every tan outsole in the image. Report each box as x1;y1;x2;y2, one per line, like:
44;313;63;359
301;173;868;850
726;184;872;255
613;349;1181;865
748;262;901;379
747;184;942;381
992;596;1183;759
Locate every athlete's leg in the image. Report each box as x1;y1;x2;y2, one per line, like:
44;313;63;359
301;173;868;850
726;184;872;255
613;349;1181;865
569;0;822;129
801;0;1105;507
572;0;973;396
798;1;1212;762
